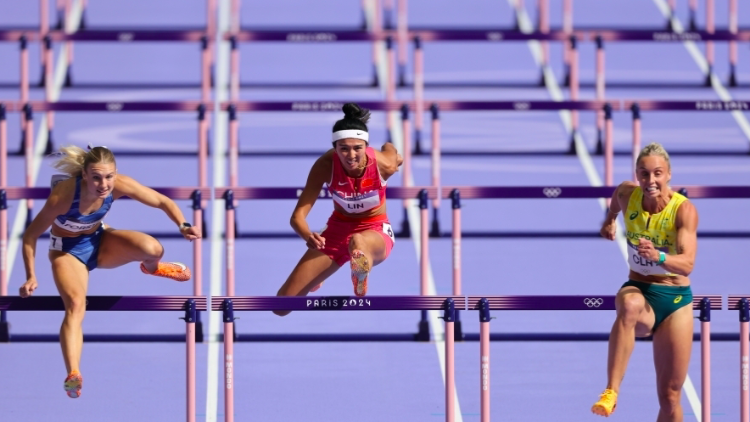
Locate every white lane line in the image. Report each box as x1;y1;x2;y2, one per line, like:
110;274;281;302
205;0;230;421
513;1;701;420
5;0;84;293
366;0;464;419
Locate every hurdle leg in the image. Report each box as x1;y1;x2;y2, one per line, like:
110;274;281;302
562;0;572;87
39;0;48;87
23;105;34;228
224;190;236;297
595;36;605;155
191;190;204;342
230;37;240;102
19;37;29;154
396;0;407;86
413;37;423;155
705;0;715;86
64;0;74;87
537;0;549;85
43;35;54;154
699;298;711;422
567;35;579;154
729;0;738;86
442;298;456;422
0;187;8;342
386;37;395;139
603;104;613;187
689;0;698;31
183;299;197;422
478;298;490;422
631;104;641;183
223;299;235;422
430;104;441;237
399;105;412;238
416;190;430;341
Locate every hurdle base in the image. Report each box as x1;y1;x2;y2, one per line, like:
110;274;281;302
416;319;430;342
0;320;9;343
454;319;464;341
194;312;204;343
38;65;47;88
430;208;440;238
566;132;577;155
398;65;407;87
729;66;738;87
595;129;603;155
396;208;411;238
704;67;713;87
64;65;73;88
371;64;379;88
46;130;54;155
413;130;422;155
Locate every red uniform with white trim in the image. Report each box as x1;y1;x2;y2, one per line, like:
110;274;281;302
319;147;395;266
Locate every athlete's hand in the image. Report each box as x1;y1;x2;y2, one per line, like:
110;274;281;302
180;225;201;241
637;238;660;261
19;278;38;298
306;233;326;249
599;218;617;241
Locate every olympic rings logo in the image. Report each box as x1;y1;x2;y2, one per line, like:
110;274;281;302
543;187;562;198
584;298;604;308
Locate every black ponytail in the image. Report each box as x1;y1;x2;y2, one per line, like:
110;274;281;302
332;103;370;134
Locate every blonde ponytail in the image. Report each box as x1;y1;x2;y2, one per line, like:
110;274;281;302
51;145;116;177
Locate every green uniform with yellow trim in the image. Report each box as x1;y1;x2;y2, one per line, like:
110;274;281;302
622;187;693;332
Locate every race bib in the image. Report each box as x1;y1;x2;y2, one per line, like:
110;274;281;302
382;223;395;243
49;234;63;251
627;241;669;276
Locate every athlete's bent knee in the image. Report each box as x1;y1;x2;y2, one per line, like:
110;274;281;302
617;294;645;325
657;385;682;415
65;297;87;322
142;239;164;260
348;232;367;251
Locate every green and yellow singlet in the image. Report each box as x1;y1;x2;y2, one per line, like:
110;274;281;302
623;187;688;276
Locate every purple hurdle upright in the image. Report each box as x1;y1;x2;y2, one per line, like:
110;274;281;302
214;295;460;422
729;295;750;422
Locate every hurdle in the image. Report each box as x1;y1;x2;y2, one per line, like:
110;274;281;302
468;294;721;422
212;294;461;422
552;0;746;87
226;0;398;92
0;295;205;422
216;186;438;341
0;186;210;342
729;295;750;422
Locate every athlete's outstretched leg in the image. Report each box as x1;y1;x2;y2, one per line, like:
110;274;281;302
274;248;340;316
592;285;655;416
50;252;89;398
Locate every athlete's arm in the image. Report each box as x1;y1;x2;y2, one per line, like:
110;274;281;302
600;181;636;240
375;143;403;180
658;201;699;276
20;180;74;295
291;151;331;247
113;174;200;239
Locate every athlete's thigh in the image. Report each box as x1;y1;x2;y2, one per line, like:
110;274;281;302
49;251;89;307
350;229;389;265
97;229;161;269
278;248;341;296
615;286;656;337
652;305;694;391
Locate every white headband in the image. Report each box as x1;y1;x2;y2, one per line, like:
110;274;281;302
332;129;368;143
